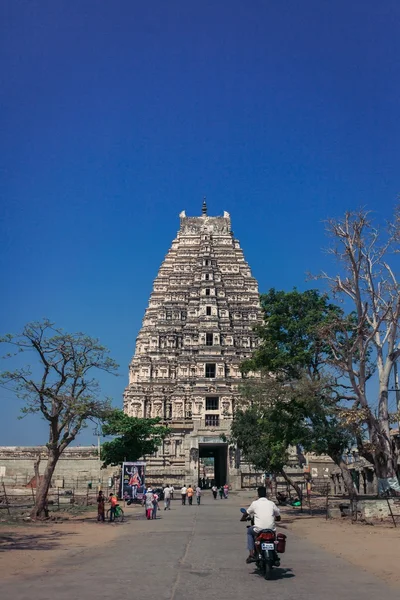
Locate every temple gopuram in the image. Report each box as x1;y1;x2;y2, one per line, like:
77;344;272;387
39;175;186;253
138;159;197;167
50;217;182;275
123;202;263;489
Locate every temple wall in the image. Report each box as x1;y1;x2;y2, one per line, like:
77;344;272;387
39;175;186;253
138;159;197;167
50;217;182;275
0;446;118;490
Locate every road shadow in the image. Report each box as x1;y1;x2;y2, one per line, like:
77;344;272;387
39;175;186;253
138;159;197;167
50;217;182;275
251;566;295;580
73;513;134;524
280;513;323;525
0;530;77;552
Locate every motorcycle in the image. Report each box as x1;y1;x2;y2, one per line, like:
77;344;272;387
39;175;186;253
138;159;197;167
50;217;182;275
240;508;287;580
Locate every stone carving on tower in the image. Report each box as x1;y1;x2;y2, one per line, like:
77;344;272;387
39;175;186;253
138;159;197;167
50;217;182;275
123;202;262;489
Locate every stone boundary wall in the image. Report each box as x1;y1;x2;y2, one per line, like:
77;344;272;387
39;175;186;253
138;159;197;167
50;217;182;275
0;446;119;490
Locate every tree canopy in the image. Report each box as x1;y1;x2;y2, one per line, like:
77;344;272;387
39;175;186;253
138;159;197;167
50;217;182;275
233;288;357;497
230;374;354;496
101;409;170;466
241;288;342;378
231;378;307;473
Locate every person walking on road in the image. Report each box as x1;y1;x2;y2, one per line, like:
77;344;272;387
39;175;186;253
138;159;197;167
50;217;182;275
187;485;194;505
97;491;105;522
152;492;159;519
163;484;171;510
212;485;218;500
170;486;174;500
223;484;229;499
195;486;202;505
145;488;154;520
181;484;187;505
218;486;224;499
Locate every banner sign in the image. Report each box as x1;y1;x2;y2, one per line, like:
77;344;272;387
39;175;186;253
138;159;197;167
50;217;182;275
121;461;146;501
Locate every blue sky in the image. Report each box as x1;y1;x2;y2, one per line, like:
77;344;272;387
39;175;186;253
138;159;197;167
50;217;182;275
1;1;399;445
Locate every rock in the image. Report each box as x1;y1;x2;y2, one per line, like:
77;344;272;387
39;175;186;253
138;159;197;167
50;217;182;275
327;507;342;519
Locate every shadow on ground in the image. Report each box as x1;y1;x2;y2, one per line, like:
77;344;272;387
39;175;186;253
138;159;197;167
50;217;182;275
0;530;77;552
251;566;295;581
278;512;326;525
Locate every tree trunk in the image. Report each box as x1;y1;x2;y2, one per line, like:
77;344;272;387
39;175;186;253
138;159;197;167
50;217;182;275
374;381;398;478
338;458;358;501
370;420;397;481
374;449;397;479
279;469;303;500
30;450;59;519
329;450;358;500
271;474;277;498
33;453;41;488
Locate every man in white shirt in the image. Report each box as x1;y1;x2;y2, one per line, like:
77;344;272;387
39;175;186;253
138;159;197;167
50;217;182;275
195;485;202;505
163;485;171;510
181;485;188;505
242;487;280;563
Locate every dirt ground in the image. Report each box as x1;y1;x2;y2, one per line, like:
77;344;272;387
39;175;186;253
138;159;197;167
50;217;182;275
0;504;142;581
288;512;400;588
2;502;400;587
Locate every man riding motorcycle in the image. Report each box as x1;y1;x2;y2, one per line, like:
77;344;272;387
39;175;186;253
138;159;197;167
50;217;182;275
241;486;281;564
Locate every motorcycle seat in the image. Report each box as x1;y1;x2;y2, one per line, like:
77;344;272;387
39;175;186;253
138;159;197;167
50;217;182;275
257;529;275;534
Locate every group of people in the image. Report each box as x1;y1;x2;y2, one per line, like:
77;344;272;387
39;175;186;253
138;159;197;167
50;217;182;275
144;484;177;519
179;485;202;505
99;482;282;566
97;482;231;523
97;491;119;522
145;482;229;516
211;484;229;499
144;487;160;519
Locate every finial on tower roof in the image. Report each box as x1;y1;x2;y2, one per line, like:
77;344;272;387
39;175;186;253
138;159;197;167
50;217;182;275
202;197;207;216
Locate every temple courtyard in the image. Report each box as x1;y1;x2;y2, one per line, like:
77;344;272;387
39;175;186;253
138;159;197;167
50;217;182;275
1;493;400;599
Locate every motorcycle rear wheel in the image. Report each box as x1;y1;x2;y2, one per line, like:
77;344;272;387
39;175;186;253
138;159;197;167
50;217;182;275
264;561;273;580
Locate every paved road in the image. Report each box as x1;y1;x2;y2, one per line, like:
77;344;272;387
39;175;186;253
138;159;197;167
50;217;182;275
1;494;398;600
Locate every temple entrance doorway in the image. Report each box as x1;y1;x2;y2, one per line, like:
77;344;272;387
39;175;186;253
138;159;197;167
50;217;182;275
198;443;228;488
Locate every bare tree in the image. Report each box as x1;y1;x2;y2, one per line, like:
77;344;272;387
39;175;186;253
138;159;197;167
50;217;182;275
0;320;118;518
317;206;400;488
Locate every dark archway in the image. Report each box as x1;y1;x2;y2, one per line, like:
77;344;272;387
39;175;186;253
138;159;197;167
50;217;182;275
198;443;228;488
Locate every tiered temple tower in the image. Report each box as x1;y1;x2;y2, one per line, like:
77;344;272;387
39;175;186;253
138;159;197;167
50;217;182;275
123;203;262;489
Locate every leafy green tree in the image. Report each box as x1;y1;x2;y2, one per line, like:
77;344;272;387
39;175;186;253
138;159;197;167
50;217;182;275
290;376;355;496
238;288;357;497
101;409;170;466
242;288;342;378
231;375;356;498
230;377;308;497
0;320;118;519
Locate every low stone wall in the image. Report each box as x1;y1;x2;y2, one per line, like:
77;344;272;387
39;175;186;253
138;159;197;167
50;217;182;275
327;496;400;521
359;498;399;520
0;446;118;491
